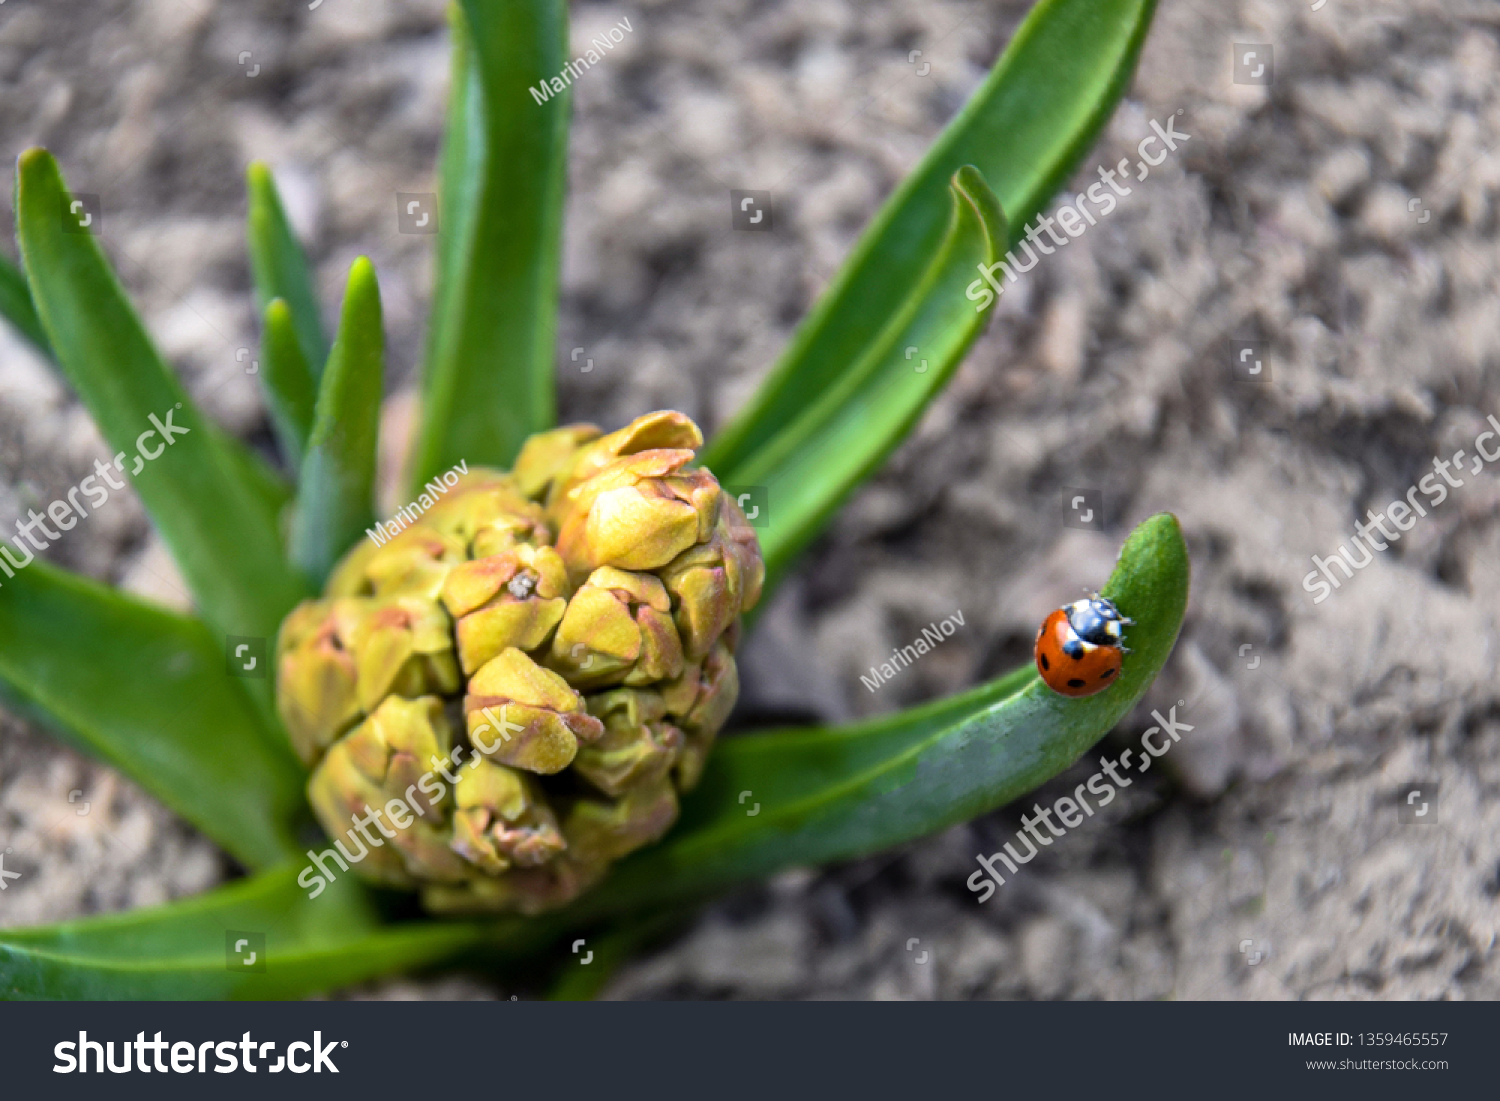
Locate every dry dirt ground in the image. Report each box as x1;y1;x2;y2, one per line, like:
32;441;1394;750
1;0;1498;1000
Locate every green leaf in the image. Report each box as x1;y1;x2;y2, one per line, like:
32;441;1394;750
0;249;52;359
228;438;294;516
290;258;383;587
410;0;567;488
5;213;286;514
704;0;1158;476
0;866;500;1000
258;298;319;469
246;161;329;377
15;148;308;641
0;520;1183;998
581;513;1189;915
0;559;305;869
3;242;290;519
731;167;1005;589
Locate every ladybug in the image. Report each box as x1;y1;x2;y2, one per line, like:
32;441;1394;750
1034;593;1131;698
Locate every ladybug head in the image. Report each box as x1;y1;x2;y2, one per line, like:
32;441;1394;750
1066;596;1128;647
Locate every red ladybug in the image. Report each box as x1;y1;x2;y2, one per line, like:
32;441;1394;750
1034;594;1131;698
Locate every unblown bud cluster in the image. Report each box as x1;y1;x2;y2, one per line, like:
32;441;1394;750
275;412;763;913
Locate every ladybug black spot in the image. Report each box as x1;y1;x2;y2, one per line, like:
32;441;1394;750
1040;654;1050;671
1099;667;1116;679
1066;678;1086;689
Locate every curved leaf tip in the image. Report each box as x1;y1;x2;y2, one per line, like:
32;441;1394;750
726;163;1008;593
951;164;1007;259
575;511;1191;916
1099;511;1189;699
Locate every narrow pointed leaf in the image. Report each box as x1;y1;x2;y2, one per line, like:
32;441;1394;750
0;250;52;359
290;258;382;587
0;559;305;868
6;199;288;511
0;866;506;1000
258;298;318;469
247;161;329;377
579;513;1189;915
733;167;1005;591
15;148;307;640
4;242;289;516
410;0;567;488
704;0;1158;476
0;866;374;959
